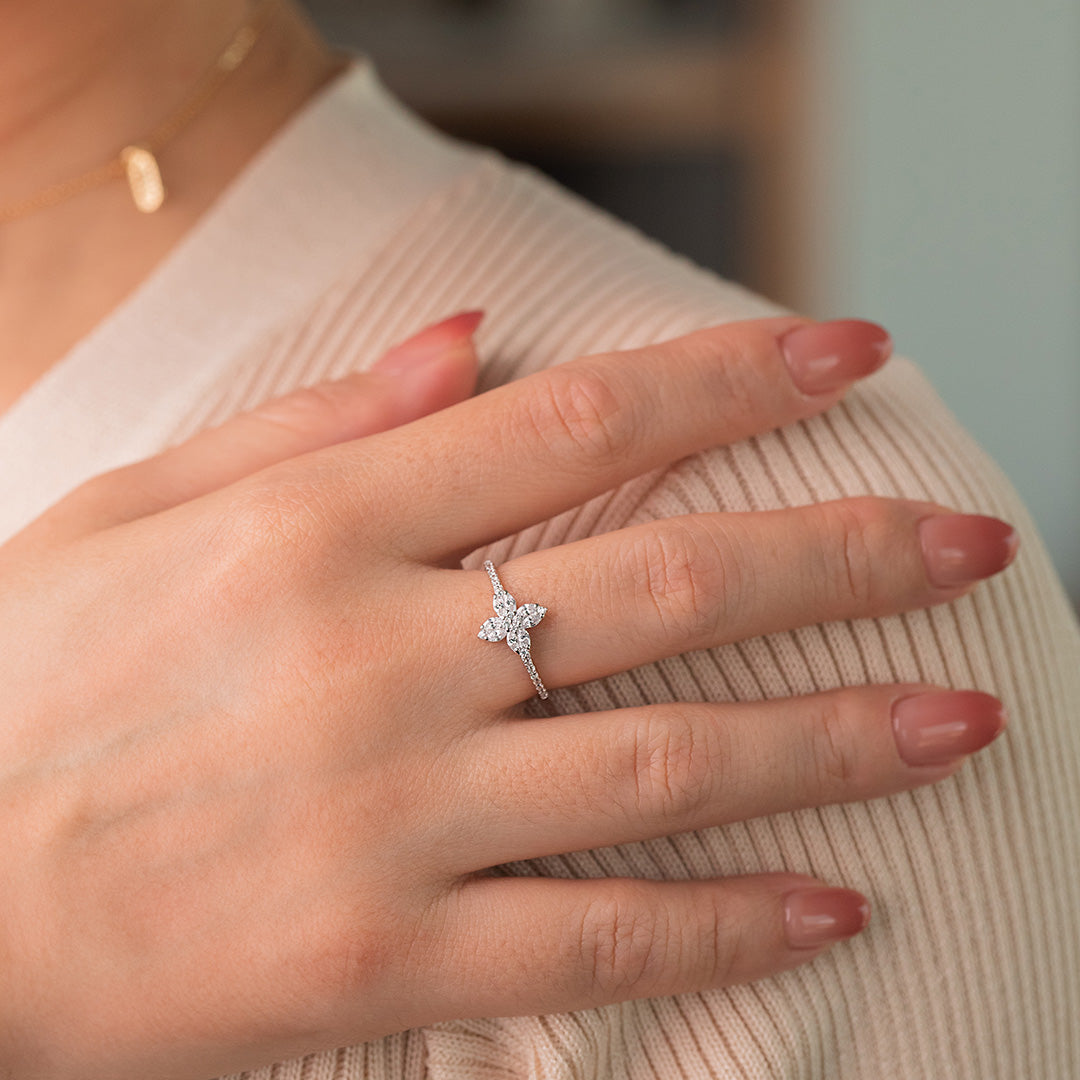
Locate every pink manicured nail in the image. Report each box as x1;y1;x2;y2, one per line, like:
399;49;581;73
778;319;893;395
918;514;1019;588
375;310;485;376
892;690;1007;767
784;888;870;949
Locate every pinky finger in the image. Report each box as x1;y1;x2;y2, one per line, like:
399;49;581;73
435;872;869;1017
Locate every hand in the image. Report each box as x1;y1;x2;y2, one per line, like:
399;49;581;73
0;315;1016;1080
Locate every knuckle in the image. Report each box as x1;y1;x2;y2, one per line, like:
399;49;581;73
580;888;670;999
818;497;890;610
810;691;866;789
521;363;634;470
227;474;328;560
639;328;760;415
308;884;455;1012
162;481;328;661
331;928;391;1000
248;383;349;443
703;894;745;988
625;712;716;825
65;471;115;506
628;518;735;647
64;468;162;522
210;464;362;597
202;460;388;630
307;908;399;1005
695;333;763;421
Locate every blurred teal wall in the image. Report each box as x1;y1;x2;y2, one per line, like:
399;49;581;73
810;0;1080;604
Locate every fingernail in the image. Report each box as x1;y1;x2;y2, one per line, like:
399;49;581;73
918;514;1019;588
779;319;892;395
784;888;871;949
892;690;1007;767
375;310;485;376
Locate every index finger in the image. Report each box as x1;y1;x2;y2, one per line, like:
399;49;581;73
343;316;891;562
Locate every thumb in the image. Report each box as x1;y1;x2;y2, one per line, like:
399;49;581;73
20;310;484;545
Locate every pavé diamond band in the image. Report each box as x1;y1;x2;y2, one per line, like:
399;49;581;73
477;559;550;699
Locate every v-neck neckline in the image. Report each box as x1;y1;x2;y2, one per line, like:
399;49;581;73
0;56;484;542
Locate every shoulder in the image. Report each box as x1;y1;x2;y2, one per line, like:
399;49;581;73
206;89;1063;617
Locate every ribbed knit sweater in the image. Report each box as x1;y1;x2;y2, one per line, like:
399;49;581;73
2;60;1078;1080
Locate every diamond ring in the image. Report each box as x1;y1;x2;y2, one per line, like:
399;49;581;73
477;559;550;699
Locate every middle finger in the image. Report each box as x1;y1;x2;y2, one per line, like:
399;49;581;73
443;684;1007;870
339;317;891;563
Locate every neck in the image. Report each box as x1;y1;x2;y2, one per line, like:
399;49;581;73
0;0;346;414
1;1;248;203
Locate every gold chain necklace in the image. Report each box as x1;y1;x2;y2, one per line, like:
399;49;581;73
0;1;268;225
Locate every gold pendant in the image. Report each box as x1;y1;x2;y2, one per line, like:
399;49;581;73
120;145;166;213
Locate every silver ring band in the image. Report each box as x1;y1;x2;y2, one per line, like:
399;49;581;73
477;559;550;699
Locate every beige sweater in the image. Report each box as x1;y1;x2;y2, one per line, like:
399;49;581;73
3;60;1078;1080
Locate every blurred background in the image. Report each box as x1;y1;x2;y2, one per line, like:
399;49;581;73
301;0;1079;609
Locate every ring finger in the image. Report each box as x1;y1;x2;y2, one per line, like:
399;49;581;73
441;496;1018;708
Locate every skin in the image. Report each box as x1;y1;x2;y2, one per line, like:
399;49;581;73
0;4;1019;1078
0;313;1016;1078
0;0;344;414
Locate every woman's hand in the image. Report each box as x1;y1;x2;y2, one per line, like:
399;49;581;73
0;315;1016;1080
